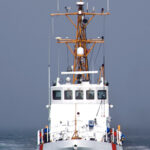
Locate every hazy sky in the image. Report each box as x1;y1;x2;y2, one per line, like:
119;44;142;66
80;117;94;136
0;0;150;134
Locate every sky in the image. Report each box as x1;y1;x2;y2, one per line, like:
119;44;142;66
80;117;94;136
0;0;150;134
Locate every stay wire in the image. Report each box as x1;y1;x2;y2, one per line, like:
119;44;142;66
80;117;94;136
89;45;95;69
103;16;106;79
66;46;69;67
96;15;107;117
94;43;102;65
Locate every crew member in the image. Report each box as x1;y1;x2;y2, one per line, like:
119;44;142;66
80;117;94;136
44;125;50;143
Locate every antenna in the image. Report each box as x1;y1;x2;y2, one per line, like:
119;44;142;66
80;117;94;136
48;18;51;136
57;0;60;11
86;2;88;12
107;0;110;12
48;28;51;106
51;18;54;36
92;6;95;12
55;38;60;77
64;6;71;12
58;48;60;77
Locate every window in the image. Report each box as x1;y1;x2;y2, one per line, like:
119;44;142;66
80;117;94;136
97;90;106;99
86;90;94;100
88;120;94;128
64;90;72;100
75;90;83;100
53;90;61;100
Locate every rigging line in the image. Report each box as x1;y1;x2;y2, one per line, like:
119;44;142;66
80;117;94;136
51;17;54;36
48;20;51;66
88;44;95;68
96;84;106;117
93;44;102;83
91;56;94;82
101;14;106;42
94;43;102;65
102;44;105;65
96;68;106;117
48;18;51;105
102;15;106;80
99;14;107;117
66;46;69;67
56;0;60;79
105;9;111;83
57;45;60;77
48;17;52;132
102;44;106;84
96;100;103;117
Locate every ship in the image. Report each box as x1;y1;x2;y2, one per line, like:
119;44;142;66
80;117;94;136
37;0;125;150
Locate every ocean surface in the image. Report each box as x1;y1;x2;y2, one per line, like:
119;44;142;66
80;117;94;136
0;129;150;150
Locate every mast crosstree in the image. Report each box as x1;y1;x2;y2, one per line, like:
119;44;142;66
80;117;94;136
50;2;110;83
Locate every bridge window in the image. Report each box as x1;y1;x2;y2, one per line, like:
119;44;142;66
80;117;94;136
97;90;106;99
75;90;83;100
64;90;72;100
53;90;61;100
86;90;94;100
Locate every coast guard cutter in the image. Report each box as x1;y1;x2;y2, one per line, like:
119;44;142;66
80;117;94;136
37;0;125;149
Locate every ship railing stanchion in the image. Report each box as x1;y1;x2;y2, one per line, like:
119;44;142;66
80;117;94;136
119;131;122;145
49;131;51;142
116;129;118;144
37;130;40;145
112;128;114;143
41;129;43;144
47;128;48;143
116;129;119;145
106;131;108;142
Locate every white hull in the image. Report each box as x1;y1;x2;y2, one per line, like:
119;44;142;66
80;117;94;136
39;140;123;150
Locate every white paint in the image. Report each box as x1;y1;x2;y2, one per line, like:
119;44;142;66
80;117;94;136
49;81;110;142
61;71;98;75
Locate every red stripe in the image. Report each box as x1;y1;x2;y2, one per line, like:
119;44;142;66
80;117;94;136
111;143;116;150
40;144;43;150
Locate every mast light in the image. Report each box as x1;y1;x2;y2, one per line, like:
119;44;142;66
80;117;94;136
66;77;71;83
77;47;84;56
76;2;84;6
56;37;62;40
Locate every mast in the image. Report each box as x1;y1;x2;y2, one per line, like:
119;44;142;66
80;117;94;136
50;1;110;83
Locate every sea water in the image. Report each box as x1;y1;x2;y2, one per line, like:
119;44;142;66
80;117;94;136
0;130;37;150
0;130;150;150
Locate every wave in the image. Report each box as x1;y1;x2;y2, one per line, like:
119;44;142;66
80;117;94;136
124;145;150;150
0;141;36;150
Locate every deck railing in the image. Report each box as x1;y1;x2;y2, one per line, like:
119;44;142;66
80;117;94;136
37;129;51;145
37;126;123;145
